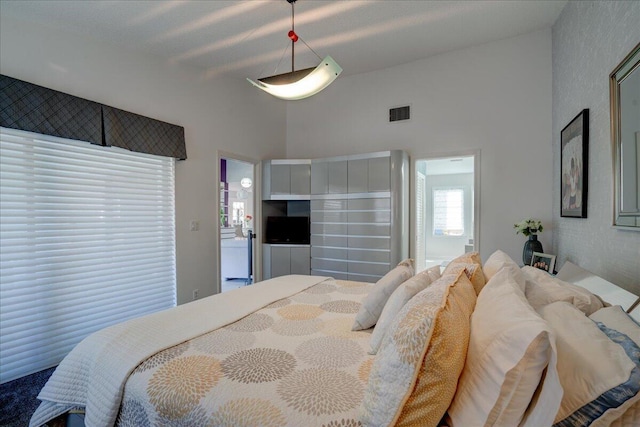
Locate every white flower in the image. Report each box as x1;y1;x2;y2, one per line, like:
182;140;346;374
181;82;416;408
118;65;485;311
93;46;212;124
514;219;543;236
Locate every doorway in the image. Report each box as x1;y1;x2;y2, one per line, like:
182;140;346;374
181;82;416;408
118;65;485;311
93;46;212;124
219;154;256;292
413;153;479;273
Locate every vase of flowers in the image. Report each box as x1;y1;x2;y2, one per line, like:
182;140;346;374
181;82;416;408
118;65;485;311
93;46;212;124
514;219;544;266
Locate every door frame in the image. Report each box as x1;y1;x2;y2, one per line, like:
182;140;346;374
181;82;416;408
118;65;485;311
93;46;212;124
409;149;481;269
216;150;261;294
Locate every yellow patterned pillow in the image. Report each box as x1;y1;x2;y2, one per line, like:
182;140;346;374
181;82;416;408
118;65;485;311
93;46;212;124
360;270;477;427
449;251;482;267
443;262;486;295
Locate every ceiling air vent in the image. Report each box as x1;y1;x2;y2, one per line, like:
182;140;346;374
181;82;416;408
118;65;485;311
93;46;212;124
389;105;411;122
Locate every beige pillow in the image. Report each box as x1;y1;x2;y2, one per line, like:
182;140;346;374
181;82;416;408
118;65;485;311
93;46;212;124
590;305;640;346
522;266;604;315
447;267;561;427
443;262;486;295
424;264;441;282
482;250;524;289
368;266;440;354
609;399;640;427
360;271;476;426
539;301;640;426
352;259;414;331
449;251;482;266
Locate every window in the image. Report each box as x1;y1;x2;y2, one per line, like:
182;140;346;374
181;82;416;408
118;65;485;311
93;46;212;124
433;188;464;236
232;201;245;225
0;128;176;383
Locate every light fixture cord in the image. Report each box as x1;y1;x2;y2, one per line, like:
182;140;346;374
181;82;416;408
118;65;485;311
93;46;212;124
291;0;295;72
290;0;322;63
272;42;290;76
298;37;323;62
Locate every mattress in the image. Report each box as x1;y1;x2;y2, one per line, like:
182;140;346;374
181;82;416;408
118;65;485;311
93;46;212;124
116;278;375;426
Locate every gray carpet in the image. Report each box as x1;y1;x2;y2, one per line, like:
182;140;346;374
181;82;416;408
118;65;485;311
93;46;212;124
0;367;55;427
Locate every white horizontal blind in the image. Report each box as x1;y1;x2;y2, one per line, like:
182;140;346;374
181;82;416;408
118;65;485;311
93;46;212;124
433;188;464;236
0;127;176;383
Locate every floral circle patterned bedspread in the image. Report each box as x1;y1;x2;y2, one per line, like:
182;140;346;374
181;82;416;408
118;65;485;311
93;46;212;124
116;279;375;427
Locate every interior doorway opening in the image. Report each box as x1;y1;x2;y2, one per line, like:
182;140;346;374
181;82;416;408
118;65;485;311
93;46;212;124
219;156;256;292
414;153;478;273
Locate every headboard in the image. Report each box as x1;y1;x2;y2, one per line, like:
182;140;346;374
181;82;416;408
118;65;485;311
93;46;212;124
556;261;640;321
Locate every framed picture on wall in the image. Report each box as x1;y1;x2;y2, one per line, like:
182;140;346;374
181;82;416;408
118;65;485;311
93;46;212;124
561;109;589;218
531;252;556;274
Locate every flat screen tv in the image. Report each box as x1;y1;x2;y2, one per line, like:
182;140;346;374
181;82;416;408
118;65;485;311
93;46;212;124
266;216;310;244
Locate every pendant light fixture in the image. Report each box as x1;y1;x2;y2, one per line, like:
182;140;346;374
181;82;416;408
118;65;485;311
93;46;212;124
247;0;342;100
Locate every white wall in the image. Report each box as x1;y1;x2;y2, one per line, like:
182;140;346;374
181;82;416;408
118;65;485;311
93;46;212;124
0;12;287;304
552;1;640;293
287;30;554;264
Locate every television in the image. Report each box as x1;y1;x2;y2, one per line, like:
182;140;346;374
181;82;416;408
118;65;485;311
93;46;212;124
266;216;310;244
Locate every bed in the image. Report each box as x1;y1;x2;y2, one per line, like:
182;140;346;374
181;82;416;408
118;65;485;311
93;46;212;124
30;252;640;427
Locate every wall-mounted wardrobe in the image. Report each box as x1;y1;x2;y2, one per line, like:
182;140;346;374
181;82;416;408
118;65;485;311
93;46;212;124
262;150;409;283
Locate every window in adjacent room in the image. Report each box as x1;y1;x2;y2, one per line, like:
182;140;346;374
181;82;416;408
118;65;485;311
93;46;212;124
0;127;177;384
433;188;464;236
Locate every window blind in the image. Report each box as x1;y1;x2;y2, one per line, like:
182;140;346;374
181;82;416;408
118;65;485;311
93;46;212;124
433;188;464;237
0;127;176;384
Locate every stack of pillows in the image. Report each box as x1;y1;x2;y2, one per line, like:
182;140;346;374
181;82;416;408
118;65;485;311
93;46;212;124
355;250;640;427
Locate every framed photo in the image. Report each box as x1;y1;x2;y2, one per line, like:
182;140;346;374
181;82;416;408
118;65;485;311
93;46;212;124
561;109;589;218
531;252;556;274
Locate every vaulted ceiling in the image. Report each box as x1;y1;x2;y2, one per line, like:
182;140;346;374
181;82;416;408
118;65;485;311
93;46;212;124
1;1;567;81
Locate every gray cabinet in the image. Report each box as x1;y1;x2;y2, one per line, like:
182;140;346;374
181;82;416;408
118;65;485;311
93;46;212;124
313;155;390;195
310;151;408;283
368;156;391;192
262;151;407;283
263;244;310;279
270;164;291;195
263;160;311;199
290;164;311;195
328;161;348;194
348;157;390;193
312;160;348;194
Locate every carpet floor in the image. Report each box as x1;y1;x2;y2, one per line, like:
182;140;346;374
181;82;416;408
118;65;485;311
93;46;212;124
0;367;55;427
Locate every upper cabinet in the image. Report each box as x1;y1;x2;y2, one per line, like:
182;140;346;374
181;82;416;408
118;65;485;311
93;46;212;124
311;160;348;194
262;160;311;200
347;156;390;193
265;152;398;199
312;152;391;195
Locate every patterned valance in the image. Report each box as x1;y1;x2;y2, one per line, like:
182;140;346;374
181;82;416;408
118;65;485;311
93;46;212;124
0;75;187;160
102;106;187;160
0;75;102;145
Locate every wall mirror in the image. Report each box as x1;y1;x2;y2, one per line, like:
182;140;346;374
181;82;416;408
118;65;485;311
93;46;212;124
610;42;640;229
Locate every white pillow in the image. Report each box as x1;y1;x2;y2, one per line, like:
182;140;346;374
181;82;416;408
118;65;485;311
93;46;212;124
352;259;414;331
590;305;640;346
447;266;561;427
483;249;520;282
539;301;640;426
522;266;604;315
368;266;440;354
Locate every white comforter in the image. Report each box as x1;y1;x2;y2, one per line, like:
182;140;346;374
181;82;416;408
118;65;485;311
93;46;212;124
30;275;330;427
